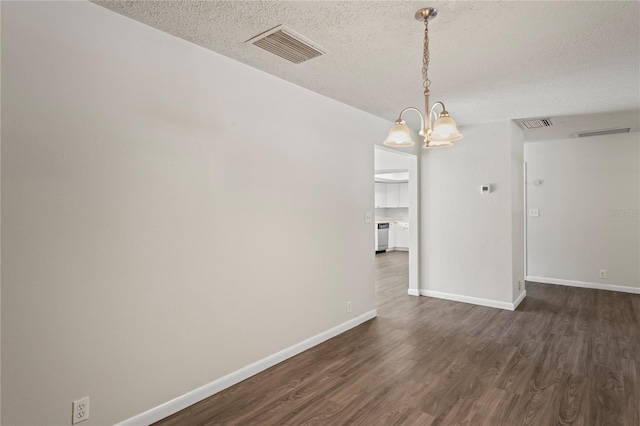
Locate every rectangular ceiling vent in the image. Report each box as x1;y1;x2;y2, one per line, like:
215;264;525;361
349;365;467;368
246;25;327;64
518;118;553;129
574;127;631;138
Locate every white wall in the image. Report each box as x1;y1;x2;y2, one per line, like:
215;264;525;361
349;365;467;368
525;133;640;290
511;122;525;300
419;121;524;307
1;2;392;424
408;154;420;295
374;146;410;171
0;2;3;419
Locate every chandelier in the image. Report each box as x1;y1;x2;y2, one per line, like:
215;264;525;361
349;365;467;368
383;7;462;148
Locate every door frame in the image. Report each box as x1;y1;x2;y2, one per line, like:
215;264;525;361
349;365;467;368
373;146;419;296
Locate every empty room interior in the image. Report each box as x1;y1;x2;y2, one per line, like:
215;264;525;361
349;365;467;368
2;1;639;425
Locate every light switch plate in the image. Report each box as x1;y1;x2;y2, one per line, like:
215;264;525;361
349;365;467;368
365;212;373;223
529;209;540;217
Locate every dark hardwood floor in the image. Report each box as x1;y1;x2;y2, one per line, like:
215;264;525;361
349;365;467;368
155;251;640;425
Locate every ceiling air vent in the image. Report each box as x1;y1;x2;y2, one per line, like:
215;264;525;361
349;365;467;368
518;118;553;130
575;127;631;138
246;25;327;64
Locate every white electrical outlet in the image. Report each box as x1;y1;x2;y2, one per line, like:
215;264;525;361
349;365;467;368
599;269;607;279
72;397;89;424
347;301;352;313
518;280;524;291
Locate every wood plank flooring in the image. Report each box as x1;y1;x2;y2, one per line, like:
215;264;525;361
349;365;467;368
155;251;640;425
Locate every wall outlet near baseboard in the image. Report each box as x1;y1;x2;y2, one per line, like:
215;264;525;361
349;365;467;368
72;397;89;424
346;301;352;313
599;269;607;279
518;280;524;291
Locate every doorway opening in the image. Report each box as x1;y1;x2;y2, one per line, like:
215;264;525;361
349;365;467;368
373;146;419;306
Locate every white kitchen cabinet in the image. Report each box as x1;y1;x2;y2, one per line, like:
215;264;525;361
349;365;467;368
375;182;387;208
389;222;397;249
386;184;400;208
396;222;409;249
376;182;408;208
399;183;409;208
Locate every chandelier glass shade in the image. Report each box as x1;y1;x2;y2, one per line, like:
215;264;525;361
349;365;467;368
383;120;415;147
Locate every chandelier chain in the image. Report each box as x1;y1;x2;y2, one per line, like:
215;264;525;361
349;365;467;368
422;19;431;92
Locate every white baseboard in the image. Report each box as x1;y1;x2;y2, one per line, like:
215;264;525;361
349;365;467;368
418;289;524;311
116;309;377;426
513;290;527;310
526;276;640;295
407;288;420;296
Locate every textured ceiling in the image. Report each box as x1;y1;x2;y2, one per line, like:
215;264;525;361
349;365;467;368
94;1;640;132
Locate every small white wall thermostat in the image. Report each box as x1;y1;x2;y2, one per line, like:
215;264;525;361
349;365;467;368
480;184;491;194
